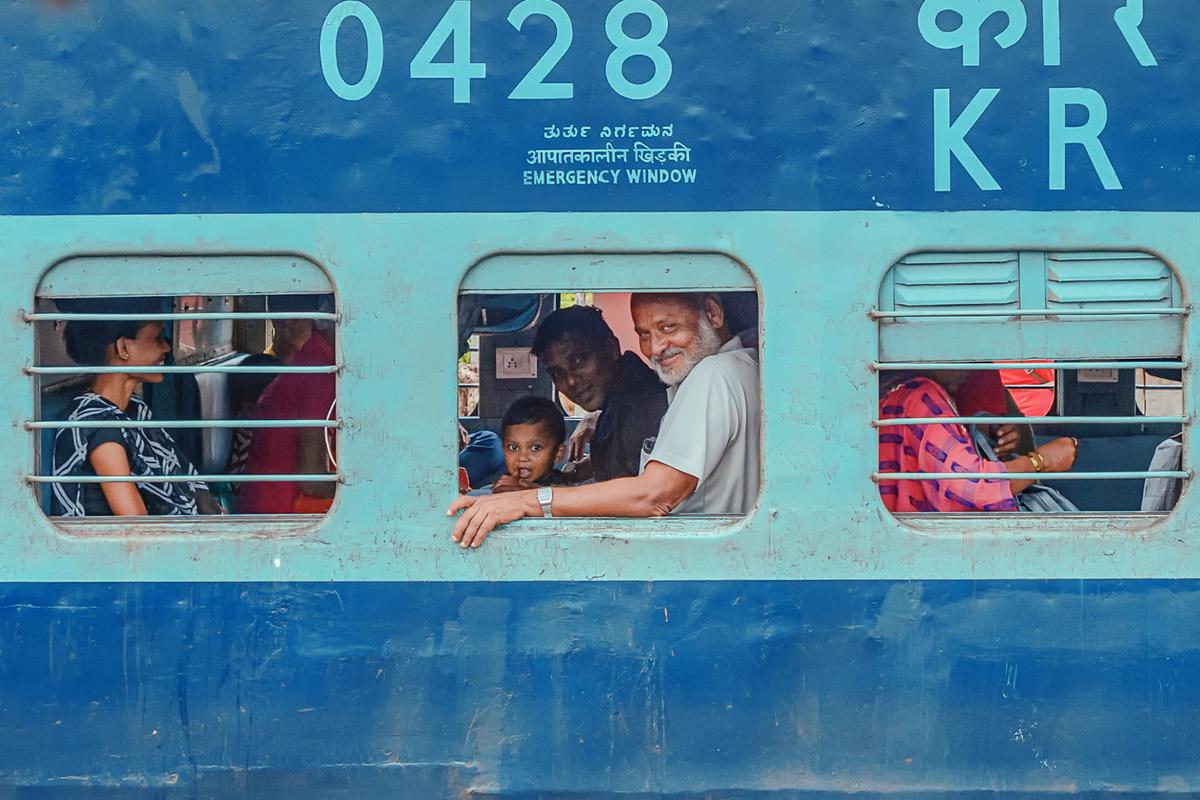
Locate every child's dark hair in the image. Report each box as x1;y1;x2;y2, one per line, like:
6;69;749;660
501;396;566;447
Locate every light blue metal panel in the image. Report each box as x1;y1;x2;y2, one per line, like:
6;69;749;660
1046;251;1180;308
1016;251;1047;310
37;255;332;298
878;317;1182;362
879;248;1184;361
1;211;1199;584
885;252;1020;311
460;253;754;294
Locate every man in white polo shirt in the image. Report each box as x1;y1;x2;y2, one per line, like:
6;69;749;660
448;292;761;548
636;293;760;515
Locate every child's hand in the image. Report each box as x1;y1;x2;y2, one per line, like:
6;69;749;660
492;474;536;494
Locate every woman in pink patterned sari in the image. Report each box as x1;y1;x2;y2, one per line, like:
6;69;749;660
878;371;1077;512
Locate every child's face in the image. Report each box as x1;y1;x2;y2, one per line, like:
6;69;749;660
502;422;564;483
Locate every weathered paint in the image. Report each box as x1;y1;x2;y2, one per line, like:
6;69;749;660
3;0;1198;796
1;212;1197;582
0;1;1196;214
1;580;1198;797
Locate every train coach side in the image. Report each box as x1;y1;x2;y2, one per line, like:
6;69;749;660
1;2;1199;797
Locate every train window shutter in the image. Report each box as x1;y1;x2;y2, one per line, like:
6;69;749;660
873;249;1188;516
877;250;1184;362
1046;252;1181;310
880;252;1020;314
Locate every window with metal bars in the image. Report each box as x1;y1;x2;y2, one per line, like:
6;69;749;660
873;250;1189;515
455;253;762;515
29;255;340;521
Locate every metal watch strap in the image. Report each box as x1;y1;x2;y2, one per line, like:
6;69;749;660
537;486;553;518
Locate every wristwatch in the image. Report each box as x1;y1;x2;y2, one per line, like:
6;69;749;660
537;486;553;518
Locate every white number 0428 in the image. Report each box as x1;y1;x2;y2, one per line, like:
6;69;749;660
320;0;672;103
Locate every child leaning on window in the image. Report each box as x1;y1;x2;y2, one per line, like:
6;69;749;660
491;396;573;494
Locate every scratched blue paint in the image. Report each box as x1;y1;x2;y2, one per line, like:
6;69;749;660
0;580;1197;796
0;211;1196;582
0;1;1196;213
3;1;1200;796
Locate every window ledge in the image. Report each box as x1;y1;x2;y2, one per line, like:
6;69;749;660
486;513;750;541
48;514;327;539
893;511;1171;535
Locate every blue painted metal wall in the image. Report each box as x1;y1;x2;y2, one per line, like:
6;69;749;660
3;1;1199;796
2;580;1198;797
0;0;1195;214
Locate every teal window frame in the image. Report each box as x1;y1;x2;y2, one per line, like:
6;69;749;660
31;253;342;534
875;248;1190;515
457;250;764;539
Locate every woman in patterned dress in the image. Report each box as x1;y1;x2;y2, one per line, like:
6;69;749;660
877;371;1078;513
51;312;220;516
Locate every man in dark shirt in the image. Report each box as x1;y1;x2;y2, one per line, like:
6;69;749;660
531;305;668;482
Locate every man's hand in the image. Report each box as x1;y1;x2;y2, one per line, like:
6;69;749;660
492;474;536;494
567;411;600;461
448;490;541;548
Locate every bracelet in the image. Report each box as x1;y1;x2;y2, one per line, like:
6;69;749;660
1027;451;1046;472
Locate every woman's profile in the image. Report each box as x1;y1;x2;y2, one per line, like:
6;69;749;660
51;299;219;516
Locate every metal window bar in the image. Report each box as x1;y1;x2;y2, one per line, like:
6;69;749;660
25;311;338;322
873;360;1187;371
26;365;338;375
870;307;1189;319
874;415;1189;427
999;384;1180;391
873;471;1190;481
27;419;338;430
27;474;338;485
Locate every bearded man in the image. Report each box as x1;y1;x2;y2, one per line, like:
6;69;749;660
447;292;761;548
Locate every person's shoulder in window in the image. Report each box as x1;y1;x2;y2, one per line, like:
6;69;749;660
52;392;131;516
53;393;207;517
591;351;669;482
239;316;336;514
646;332;761;515
877;375;1017;513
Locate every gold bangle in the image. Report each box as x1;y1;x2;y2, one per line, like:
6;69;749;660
1027;451;1046;472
